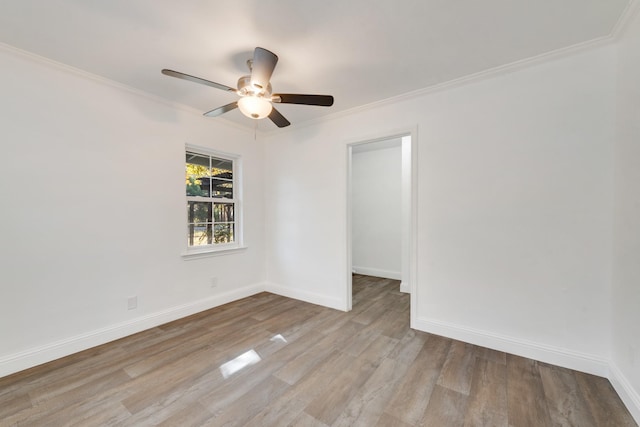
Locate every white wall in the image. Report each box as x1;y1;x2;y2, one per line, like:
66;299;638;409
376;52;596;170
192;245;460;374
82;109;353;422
265;45;616;374
0;46;266;376
352;143;402;280
611;6;640;421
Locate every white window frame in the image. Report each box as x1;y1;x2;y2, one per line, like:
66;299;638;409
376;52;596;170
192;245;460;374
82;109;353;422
182;144;245;259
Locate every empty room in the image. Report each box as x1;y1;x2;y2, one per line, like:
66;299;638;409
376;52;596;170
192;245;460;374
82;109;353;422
1;1;639;425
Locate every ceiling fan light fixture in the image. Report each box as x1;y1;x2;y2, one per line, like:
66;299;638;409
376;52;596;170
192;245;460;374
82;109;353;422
237;95;272;119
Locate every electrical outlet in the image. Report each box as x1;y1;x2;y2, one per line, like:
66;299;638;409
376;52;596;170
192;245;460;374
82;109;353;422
127;295;137;310
210;277;218;288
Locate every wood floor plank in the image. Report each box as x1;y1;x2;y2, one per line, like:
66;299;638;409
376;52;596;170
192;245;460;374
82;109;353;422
273;334;338;385
155;402;215;427
312;311;353;335
332;357;409;427
0;392;31;420
359;334;400;365
245;351;357;427
250;297;300;322
279;349;356;404
197;356;287;416
387;291;410;313
65;401;132;427
0;339;124;397
244;397;309;427
303;351;379;425
196;328;326;416
179;293;280;331
118;375;219;426
538;363;597;427
437;340;477;395
258;303;323;336
475;344;507;365
289;411;330;427
5;369;132;426
265;305;336;341
2;340;132;402
384;333;452;425
15;392;131;427
342;324;383;357
379;311;410;340
122;324;244;378
387;328;428;366
121;345;221;414
1;275;635;427
376;412;414;427
463;358;508;427
419;384;469;427
506;354;552;427
208;375;290;426
352;299;389;325
362;306;406;336
316;319;366;349
574;370;637;426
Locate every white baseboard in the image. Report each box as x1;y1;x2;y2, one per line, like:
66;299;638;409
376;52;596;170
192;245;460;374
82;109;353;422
414;317;609;377
352;266;401;280
265;282;346;311
0;282;266;378
399;281;410;293
609;362;640;424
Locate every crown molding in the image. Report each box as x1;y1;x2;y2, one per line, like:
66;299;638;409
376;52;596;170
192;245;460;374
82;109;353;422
611;0;640;39
265;33;618;138
0;41;254;136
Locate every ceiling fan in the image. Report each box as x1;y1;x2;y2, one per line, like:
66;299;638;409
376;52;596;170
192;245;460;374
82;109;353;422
162;47;334;128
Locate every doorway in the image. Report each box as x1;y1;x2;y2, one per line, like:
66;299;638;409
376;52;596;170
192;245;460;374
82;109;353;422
346;132;416;327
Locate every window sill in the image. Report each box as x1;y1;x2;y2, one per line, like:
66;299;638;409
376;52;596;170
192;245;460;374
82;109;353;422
181;245;248;260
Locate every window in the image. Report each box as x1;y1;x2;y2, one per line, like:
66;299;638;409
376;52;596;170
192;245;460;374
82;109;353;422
185;147;240;252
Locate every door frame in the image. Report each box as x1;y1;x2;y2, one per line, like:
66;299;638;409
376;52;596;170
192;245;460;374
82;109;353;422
346;128;418;328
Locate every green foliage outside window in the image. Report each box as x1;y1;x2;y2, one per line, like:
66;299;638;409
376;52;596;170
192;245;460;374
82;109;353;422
186;176;206;197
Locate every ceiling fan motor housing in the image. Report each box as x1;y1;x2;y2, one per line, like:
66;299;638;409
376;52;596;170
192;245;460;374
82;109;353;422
237;75;272;98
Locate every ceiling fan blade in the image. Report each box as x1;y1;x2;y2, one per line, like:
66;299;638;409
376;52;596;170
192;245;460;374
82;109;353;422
250;47;278;92
203;102;238;117
161;69;236;92
272;94;334;107
268;107;291;128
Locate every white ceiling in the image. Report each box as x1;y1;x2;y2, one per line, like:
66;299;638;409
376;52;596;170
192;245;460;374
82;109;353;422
0;0;630;130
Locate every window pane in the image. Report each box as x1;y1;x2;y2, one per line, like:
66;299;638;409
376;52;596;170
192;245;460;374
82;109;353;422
211;179;233;198
187;202;212;223
186;153;211;196
211;158;233;180
214;223;234;243
186;177;211;197
188;223;213;246
214;203;234;222
186;153;210;177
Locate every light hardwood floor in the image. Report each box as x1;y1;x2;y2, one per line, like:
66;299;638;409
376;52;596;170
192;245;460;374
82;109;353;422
1;275;636;426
